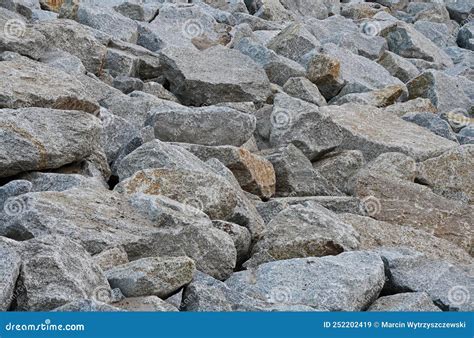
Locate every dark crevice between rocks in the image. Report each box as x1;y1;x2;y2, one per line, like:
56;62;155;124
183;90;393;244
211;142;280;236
107;175;119;190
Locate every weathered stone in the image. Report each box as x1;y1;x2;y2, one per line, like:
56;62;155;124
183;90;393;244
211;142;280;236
39;50;86;75
339;213;472;266
407;70;473;114
232;35;306;86
313;150;365;194
0;238;21;311
406;2;450;23
446;0;473;24
15;235;111;311
212;220;251;266
146;103;256;147
381;22;454;67
378;248;473;311
116;140;210;181
159;45;271;105
351;168;473;252
0;180;32;211
34;19;109;75
416;145;474;204
377;51;420;83
0;8;48;60
141;82;179;102
267;23;321;64
457;125;474;145
20;172;105;192
308;44;406;100
368;292;441;312
282;77;327;106
0;188;236;280
383;98;437;117
261;144;341;197
115;168;239;221
113;2;160;22
0;56;100;113
330;85;405;107
0;108;101;178
113;296;178;312
414;21;457;49
402;112;459;142
341;2;389;20
255;196;363;225
106;256;195;299
112;76;144;94
457;21;474;51
174;143;275;200
322;104;458;161
269;94;344;161
226;251;385;311
92;247;129;272
246;202;360;267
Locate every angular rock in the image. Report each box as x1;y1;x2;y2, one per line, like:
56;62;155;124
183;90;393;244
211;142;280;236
339;213;472;266
92;247;129;272
15;235;111;311
446;0;473;24
21;172;105;192
34;19;109;75
329;85;405;107
457;21;474;51
212;220;251;266
246;202;360;267
379;248;473;311
383;97;437;117
226;251;385;311
282;77;327;106
0;188;236;280
402;112;458;142
116;140;211;181
146;103;256;147
256;196;363;224
115;168;239;221
174;143;276;200
159;45;271;105
141;82;179;102
407;70;473;113
269;94;344;161
457;125;474;145
0;238;21;311
261;144;341;197
414;21;457;49
307;43;406;100
313;150;365;194
106;256;195;299
368;292;441;312
0;56;100;113
377;50;420;83
416;145;474;204
323;104;458;161
0;108;101;178
381;22;453;67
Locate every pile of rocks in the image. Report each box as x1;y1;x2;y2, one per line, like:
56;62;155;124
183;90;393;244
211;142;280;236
0;0;472;312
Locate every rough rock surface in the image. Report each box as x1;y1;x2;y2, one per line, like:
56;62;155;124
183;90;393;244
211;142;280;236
0;0;471;313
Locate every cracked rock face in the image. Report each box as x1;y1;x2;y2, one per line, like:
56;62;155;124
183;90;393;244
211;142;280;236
0;0;472;313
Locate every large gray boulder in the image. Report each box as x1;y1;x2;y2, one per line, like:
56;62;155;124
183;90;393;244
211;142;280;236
159;45;272;105
226;251;385;311
0;56;100;113
378;248;473;312
246;202;360;267
145;103;256;147
0;188;237;280
322;104;458;161
368;292;441;312
116;140;211;181
269;94;344;161
15;235;111;311
106;256;195;298
0;108;101;178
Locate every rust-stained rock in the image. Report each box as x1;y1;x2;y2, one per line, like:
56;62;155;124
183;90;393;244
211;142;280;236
174;144;276;200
